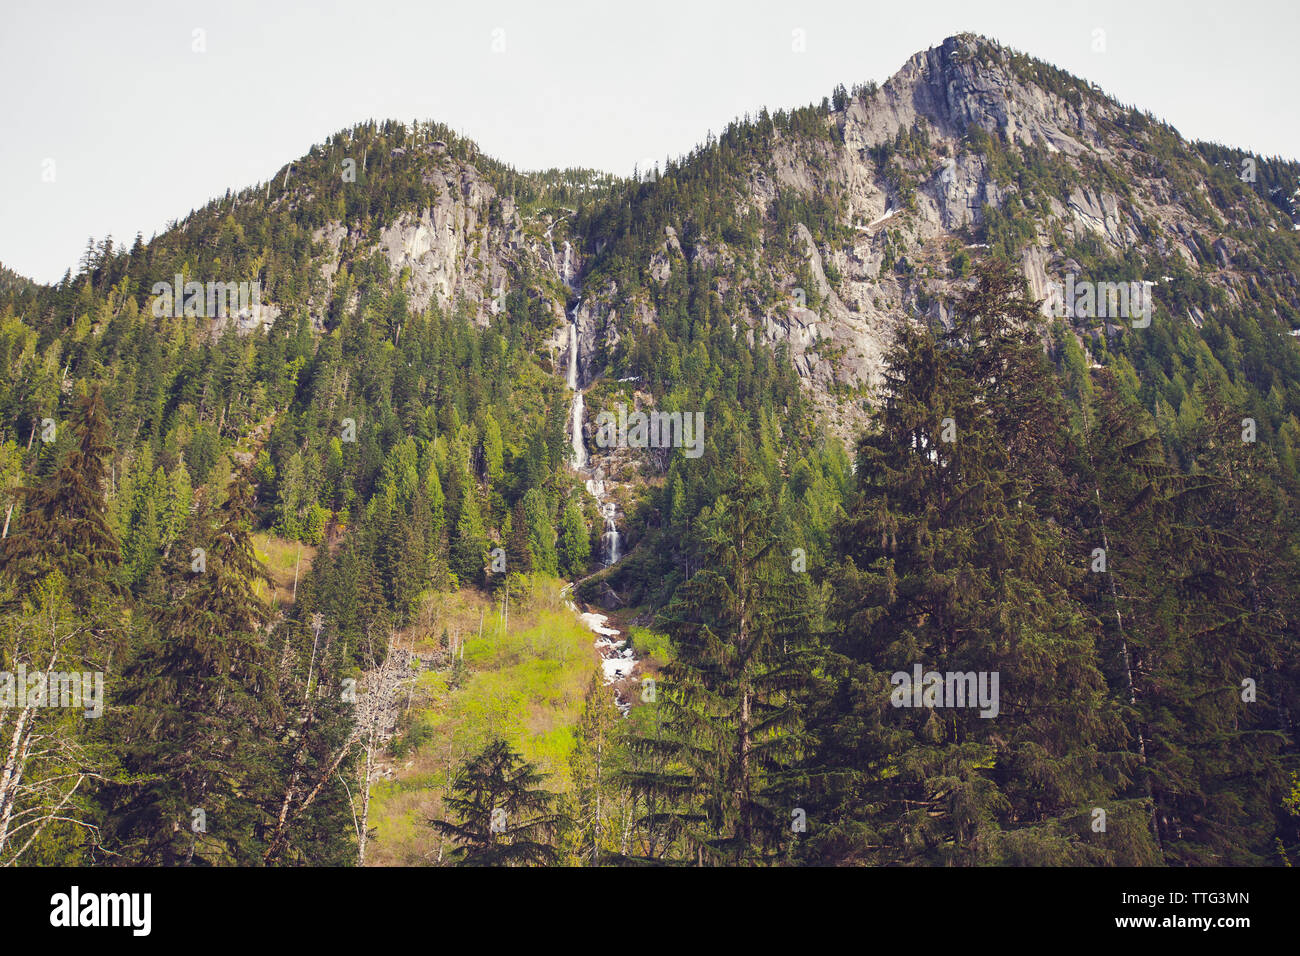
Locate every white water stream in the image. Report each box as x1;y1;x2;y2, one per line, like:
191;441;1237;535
566;301;621;565
567;320;589;470
563;586;636;716
600;501;621;564
558;244;634;712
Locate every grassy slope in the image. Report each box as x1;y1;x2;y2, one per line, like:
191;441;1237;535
367;577;601;865
251;532;317;608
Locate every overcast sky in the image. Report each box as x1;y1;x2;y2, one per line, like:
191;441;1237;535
2;0;1297;283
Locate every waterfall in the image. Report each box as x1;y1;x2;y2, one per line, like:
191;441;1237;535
561;240;571;284
570;389;588;469
566;319;578;389
568;317;587;469
562;279;621;567
601;501;622;565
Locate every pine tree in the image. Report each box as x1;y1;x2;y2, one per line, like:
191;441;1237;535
568;674;623;865
559;499;591;578
1;385;123;612
1081;374;1299;863
450;488;488;587
809;263;1147;865
623;467;814;865
104;467;280;865
1163;388;1297;863
521;487;558;576
430;739;565;866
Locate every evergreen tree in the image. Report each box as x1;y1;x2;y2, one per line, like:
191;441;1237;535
810;263;1149;865
521;487;558;576
559;499;591;578
104;467;280;864
623;468;813;864
1;386;123;612
568;674;623;865
450;489;488;586
430;739;565;866
1080;374;1299;863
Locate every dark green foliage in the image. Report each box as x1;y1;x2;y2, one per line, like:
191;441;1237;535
430;739;565;865
621;468;816;864
104;468;279;865
0;386;123;612
0;40;1297;868
807;263;1152;865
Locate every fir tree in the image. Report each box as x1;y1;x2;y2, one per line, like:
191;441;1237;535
811;263;1147;865
568;674;623;865
1;385;123;612
623;468;814;865
430;739;565;866
450;488;488;586
559;499;591;579
104;467;279;865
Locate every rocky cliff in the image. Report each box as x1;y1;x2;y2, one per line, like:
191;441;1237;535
149;35;1300;455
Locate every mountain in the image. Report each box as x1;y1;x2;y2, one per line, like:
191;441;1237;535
0;34;1296;868
576;34;1300;429
52;34;1300;436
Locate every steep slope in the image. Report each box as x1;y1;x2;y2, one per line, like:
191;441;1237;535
102;119;615;343
5;35;1300;615
570;34;1300;449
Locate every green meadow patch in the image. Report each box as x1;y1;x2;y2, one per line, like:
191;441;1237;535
367;577;600;865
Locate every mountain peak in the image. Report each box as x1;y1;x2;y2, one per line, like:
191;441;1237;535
839;34;1114;158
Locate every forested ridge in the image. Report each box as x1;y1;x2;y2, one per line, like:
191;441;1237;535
0;34;1297;866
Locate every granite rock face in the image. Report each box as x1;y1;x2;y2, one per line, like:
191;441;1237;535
252;34;1296;446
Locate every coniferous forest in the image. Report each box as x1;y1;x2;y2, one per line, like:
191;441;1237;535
0;27;1297;880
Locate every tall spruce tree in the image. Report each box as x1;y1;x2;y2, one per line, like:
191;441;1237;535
622;467;814;865
104;466;280;864
1080;374;1299;863
568;673;624;865
809;263;1150;865
1;385;123;613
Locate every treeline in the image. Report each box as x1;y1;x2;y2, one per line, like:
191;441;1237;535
0;389;359;863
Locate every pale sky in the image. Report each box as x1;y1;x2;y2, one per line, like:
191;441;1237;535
2;0;1297;283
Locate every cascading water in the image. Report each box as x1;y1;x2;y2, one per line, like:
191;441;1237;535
555;220;624;568
566;314;578;389
570;388;588;470
601;502;622;565
566;305;622;565
567;315;588;469
556;244;634;715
